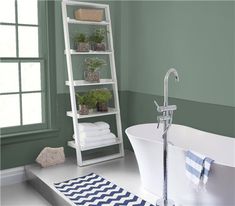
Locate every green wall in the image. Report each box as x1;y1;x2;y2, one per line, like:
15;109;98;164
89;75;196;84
121;1;235;142
1;1;234;170
125;1;235;107
126;91;235;137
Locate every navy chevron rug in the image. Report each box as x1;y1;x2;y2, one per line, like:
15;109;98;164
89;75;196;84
54;173;154;206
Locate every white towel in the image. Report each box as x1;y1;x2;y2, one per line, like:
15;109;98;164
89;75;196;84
78;122;110;132
185;150;214;185
73;129;111;140
94;121;110;130
80;133;116;144
80;135;117;148
78;123;98;132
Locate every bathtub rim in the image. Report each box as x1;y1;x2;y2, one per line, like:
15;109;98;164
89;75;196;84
125;123;235;168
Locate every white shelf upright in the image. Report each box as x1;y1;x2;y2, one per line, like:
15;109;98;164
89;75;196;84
61;0;125;166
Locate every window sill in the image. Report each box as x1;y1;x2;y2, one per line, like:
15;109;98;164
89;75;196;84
1;129;59;145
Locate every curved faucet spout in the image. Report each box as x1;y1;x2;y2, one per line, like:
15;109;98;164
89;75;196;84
164;68;179;107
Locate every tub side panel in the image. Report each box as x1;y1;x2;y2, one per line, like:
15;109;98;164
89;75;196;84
128;135;163;196
168;145;235;206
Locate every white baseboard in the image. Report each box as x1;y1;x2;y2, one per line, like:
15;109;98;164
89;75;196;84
1;166;27;186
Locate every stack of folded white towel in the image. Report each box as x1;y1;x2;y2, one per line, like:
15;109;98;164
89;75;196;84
73;121;117;148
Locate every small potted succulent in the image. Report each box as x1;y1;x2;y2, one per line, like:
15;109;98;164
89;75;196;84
92;88;112;112
76;92;97;115
74;33;89;52
84;57;106;83
89;28;107;51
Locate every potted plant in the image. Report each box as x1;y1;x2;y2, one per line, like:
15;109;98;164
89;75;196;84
85;91;97;112
92;88;112;112
89;28;107;51
76;92;97;115
74;33;89;52
84;57;107;83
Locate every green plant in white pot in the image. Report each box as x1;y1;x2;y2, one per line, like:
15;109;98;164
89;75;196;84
84;57;107;83
74;33;89;52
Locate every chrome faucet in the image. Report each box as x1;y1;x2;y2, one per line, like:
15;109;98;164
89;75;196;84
154;68;179;206
164;68;179;107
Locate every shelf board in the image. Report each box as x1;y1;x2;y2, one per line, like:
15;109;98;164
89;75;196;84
82;153;123;166
65;79;115;87
68;138;122;151
65;50;112;55
64;1;108;9
67;107;118;119
67;18;109;25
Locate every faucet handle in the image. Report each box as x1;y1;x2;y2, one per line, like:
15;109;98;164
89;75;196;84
154;100;161;112
161;105;177;112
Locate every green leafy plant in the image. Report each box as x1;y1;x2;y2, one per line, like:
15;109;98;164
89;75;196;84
74;33;89;43
76;93;88;105
86;92;97;108
92;88;112;104
76;92;97;108
84;57;107;72
89;28;107;43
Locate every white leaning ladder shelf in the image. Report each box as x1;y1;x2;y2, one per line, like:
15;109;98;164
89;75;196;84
61;0;125;166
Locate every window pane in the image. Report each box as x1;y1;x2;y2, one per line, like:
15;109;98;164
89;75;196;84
22;93;42;125
18;26;39;57
18;0;38;25
0;94;20;127
0;63;19;93
21;62;41;92
0;25;16;57
0;0;15;23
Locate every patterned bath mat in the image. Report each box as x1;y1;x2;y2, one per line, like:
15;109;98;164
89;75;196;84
54;173;154;206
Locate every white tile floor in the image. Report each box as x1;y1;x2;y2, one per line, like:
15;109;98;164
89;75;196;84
1;182;51;206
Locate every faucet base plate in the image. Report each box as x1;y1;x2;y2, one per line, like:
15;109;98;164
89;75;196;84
156;198;175;206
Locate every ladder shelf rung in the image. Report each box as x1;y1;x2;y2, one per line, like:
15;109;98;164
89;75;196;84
67;18;110;25
82;153;123;166
68;139;122;151
64;0;109;8
65;50;112;55
65;79;115;86
67;107;119;119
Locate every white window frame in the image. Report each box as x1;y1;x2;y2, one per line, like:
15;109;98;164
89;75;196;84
0;0;50;135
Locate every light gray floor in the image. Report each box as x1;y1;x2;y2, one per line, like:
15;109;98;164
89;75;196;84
1;181;51;206
26;150;158;205
1;151;158;205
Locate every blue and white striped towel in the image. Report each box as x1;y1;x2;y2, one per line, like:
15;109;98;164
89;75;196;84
185;150;214;185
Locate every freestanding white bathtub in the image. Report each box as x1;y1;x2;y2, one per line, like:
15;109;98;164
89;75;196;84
126;123;235;206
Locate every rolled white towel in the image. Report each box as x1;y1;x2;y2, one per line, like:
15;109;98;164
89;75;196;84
80;133;116;144
94;121;110;130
